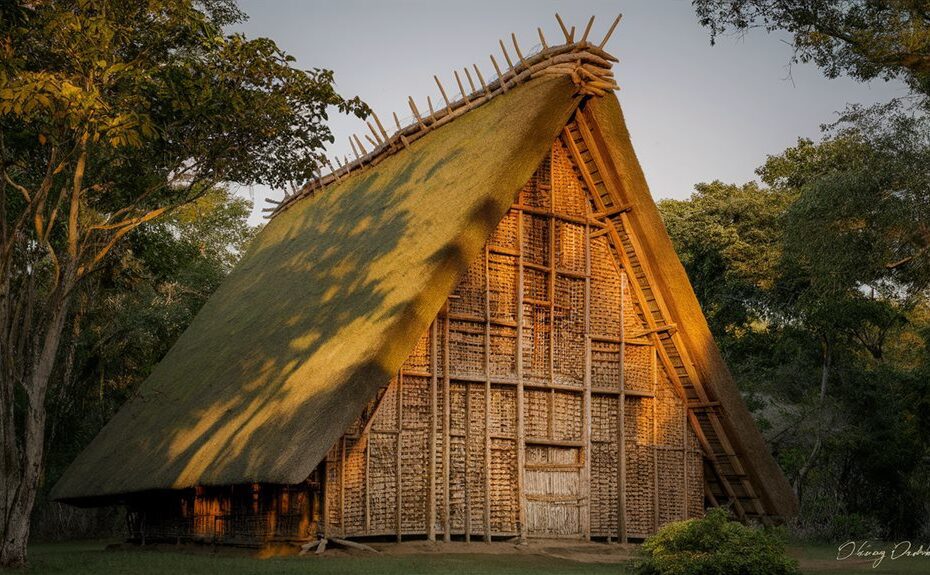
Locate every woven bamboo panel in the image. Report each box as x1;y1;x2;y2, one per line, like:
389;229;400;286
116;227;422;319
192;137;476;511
625;396;653;445
624;345;654;394
490;438;519;534
625;443;655;536
489;210;519;251
590;237;621;339
450;383;467;435
401;428;429;532
490;384;517;438
519;154;550;210
402;376;430;430
488;252;518;322
552;390;583;441
551;140;590;218
343;437;367;535
367;433;397;534
555;221;586;274
553;275;585;386
467;385;487;533
522;214;550;266
591;341;621;389
620;270;643;334
371;378;398;433
449;256;486;318
449;321;485;377
325;446;343;536
522;267;548;301
687;447;704;519
448;436;467;532
654;374;685;447
590;441;619;536
435;316;446;378
656;448;685;527
489;325;517;378
522;303;551;384
591;394;619;442
403;330;431;373
524;389;549;439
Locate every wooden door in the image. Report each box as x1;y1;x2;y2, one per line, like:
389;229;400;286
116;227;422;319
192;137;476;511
524;444;583;537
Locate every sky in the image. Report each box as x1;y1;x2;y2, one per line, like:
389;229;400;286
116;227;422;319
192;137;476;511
231;0;907;226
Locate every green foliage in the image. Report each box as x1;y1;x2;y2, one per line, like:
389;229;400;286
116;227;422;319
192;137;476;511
693;0;930;105
634;508;799;575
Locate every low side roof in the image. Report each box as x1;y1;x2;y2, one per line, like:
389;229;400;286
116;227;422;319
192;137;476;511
53;75;580;502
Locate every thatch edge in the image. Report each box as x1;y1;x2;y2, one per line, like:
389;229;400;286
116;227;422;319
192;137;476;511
584;95;799;518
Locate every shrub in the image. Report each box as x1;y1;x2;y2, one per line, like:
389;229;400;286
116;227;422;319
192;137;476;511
634;508;800;575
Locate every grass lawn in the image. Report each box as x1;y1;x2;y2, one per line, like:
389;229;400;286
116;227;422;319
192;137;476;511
19;539;930;574
23;540;626;575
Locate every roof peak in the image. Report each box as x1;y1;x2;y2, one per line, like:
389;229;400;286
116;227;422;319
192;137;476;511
264;13;622;219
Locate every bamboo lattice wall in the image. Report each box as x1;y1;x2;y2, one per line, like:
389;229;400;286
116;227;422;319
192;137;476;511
323;131;703;542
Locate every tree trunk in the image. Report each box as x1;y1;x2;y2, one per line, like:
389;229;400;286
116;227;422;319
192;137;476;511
793;336;832;500
0;281;72;568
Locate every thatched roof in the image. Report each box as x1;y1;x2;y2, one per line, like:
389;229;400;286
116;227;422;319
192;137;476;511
52;74;581;502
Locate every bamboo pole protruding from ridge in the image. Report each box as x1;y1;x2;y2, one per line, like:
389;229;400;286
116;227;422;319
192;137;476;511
463;67;477;93
600;13;623;48
569;26;576;42
364;134;377;148
580;15;595;44
426;95;435;119
555;13;571;43
367;121;383;145
473;64;489;95
489;54;506;92
434;75;451;108
453;70;470;103
349;137;360;161
498;39;514;72
537;27;548;50
392;111;402;131
353;134;367;155
511;33;527;68
408;96;426;128
372;110;390;141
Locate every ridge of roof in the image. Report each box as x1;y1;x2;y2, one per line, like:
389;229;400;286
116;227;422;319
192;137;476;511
264;14;623;219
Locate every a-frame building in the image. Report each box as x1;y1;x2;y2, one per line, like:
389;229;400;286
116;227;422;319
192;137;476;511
53;21;797;545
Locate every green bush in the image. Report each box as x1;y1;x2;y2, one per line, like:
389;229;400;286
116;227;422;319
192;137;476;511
634;508;800;575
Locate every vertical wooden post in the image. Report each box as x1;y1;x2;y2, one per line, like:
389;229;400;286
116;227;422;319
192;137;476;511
618;272;627;543
442;305;452;542
582;219;592;541
548;152;556;439
484;246;492;542
397;372;404;543
365;432;371;534
429;320;439;540
682;404;689;520
464;363;471;543
652;348;659;533
340;437;346;537
516;207;527;543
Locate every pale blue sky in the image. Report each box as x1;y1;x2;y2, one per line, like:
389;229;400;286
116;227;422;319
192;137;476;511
232;1;906;225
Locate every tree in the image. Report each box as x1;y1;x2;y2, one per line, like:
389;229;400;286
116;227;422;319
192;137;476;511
0;0;368;566
36;187;255;541
693;0;930;104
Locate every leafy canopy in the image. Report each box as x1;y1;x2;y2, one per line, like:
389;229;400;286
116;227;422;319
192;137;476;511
693;0;930;104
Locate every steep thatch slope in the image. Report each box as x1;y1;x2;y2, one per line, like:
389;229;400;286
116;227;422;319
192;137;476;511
585;96;799;517
53;75;580;502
